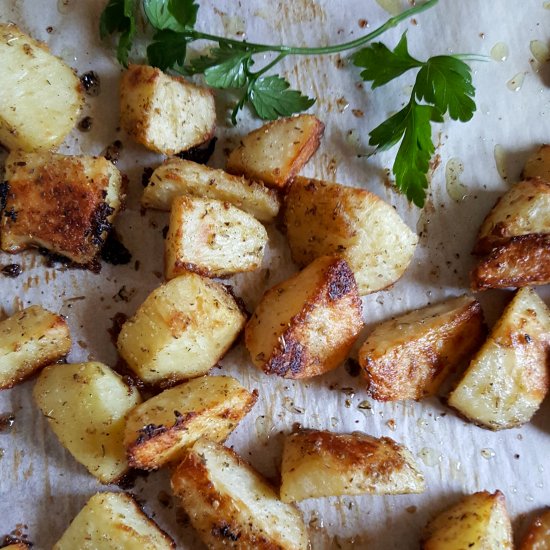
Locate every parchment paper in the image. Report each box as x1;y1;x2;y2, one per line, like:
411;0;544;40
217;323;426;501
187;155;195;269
0;1;549;548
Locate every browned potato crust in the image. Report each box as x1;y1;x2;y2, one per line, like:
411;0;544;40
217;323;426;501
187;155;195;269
520;508;550;550
1;541;32;550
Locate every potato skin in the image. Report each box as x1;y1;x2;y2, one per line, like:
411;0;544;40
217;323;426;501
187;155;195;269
522;144;550;181
519;508;550;550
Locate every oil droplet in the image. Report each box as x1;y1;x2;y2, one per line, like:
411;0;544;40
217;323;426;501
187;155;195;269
494;144;508;181
530;40;550;70
507;72;525;92
375;0;403;15
538;464;545;473
544;1;550;9
336;96;349;113
254;415;273;440
416;418;429;430
536;481;544;488
330;417;339;427
480;448;496;459
445;158;468;201
449;459;463;480
417;447;442;467
526;494;535;502
219;14;246;37
510;485;518;494
490;42;509;62
57;0;71;14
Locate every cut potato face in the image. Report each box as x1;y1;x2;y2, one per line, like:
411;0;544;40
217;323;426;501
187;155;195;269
2;151;123;265
165;196;268;279
421;491;513;550
124;375;257;470
120;64;215;155
0;305;71;389
448;287;550;430
245;256;363;379
33;362;141;483
520;508;550;550
522;144;550;181
226;114;324;188
359;296;485;401
53;492;175;550
141;158;280;223
284;176;418;294
117;274;247;386
280;429;425;503
171;439;309;550
0;23;83;151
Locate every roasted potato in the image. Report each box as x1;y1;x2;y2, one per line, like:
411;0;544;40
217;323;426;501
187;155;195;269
421;490;513;550
124;375;257;470
522;144;550;181
141;158;280;223
0;23;83;151
1;541;32;550
280;429;425;503
117;274;247;386
226;114;324;189
53;492;175;550
520;507;550;550
0;305;71;389
165;196;268;279
474;178;550;254
1;151;123;265
471;234;550;290
171;438;309;550
358;296;485;401
120;64;215;155
33;362;141;483
448;287;550;430
245;255;363;379
283;176;418;294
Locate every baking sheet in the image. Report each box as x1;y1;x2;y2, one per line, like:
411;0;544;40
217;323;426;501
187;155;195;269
0;0;549;548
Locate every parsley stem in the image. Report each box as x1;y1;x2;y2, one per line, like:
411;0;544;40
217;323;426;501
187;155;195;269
251;52;288;78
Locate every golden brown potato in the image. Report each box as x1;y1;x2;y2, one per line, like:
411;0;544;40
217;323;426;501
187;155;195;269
1;151;123;265
522;144;550;181
421;491;513;550
53;492;175;550
474;178;550;254
117;274;247;386
120;64;215;155
471;234;550;290
520;508;550;550
283;176;418;294
0;305;71;389
245;256;363;379
448;287;550;430
141;158;280;223
226;114;324;189
0;23;83;151
1;541;32;550
124;375;257;470
280;429;425;503
165;196;268;279
171;439;309;550
358;296;485;401
34;362;141;483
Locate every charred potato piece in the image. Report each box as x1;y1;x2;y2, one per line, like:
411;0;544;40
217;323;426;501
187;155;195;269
0;23;83;151
471;234;550;290
141;158;280;223
520;508;550;550
280;429;425;503
448;287;550;430
117;273;247;385
421;491;513;550
358;296;485;401
284;176;418;294
33;362;141;483
120;64;215;155
1;151;123;265
522;144;550;181
165;196;267;279
53;492;175;550
245;256;363;379
124;375;257;470
226;114;324;189
0;305;71;389
171;439;309;550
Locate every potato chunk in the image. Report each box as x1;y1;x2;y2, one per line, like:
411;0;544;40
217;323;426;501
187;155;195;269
165;196;268;279
358;296;485;401
120;64;215;155
421;491;513;550
0;24;83;152
117;274;246;386
33;362;141;483
171;439;309;550
1;151;123;265
520;508;550;550
284;176;418;294
0;305;70;389
245;256;363;379
522;144;550;181
124;375;257;470
53;492;175;550
141;158;280;223
280;430;425;503
448;287;550;430
1;541;32;550
226;115;324;189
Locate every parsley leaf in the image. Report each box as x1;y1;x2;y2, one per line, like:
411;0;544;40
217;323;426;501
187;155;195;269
188;45;251;88
143;0;198;30
168;0;199;29
99;0;136;66
147;30;188;71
